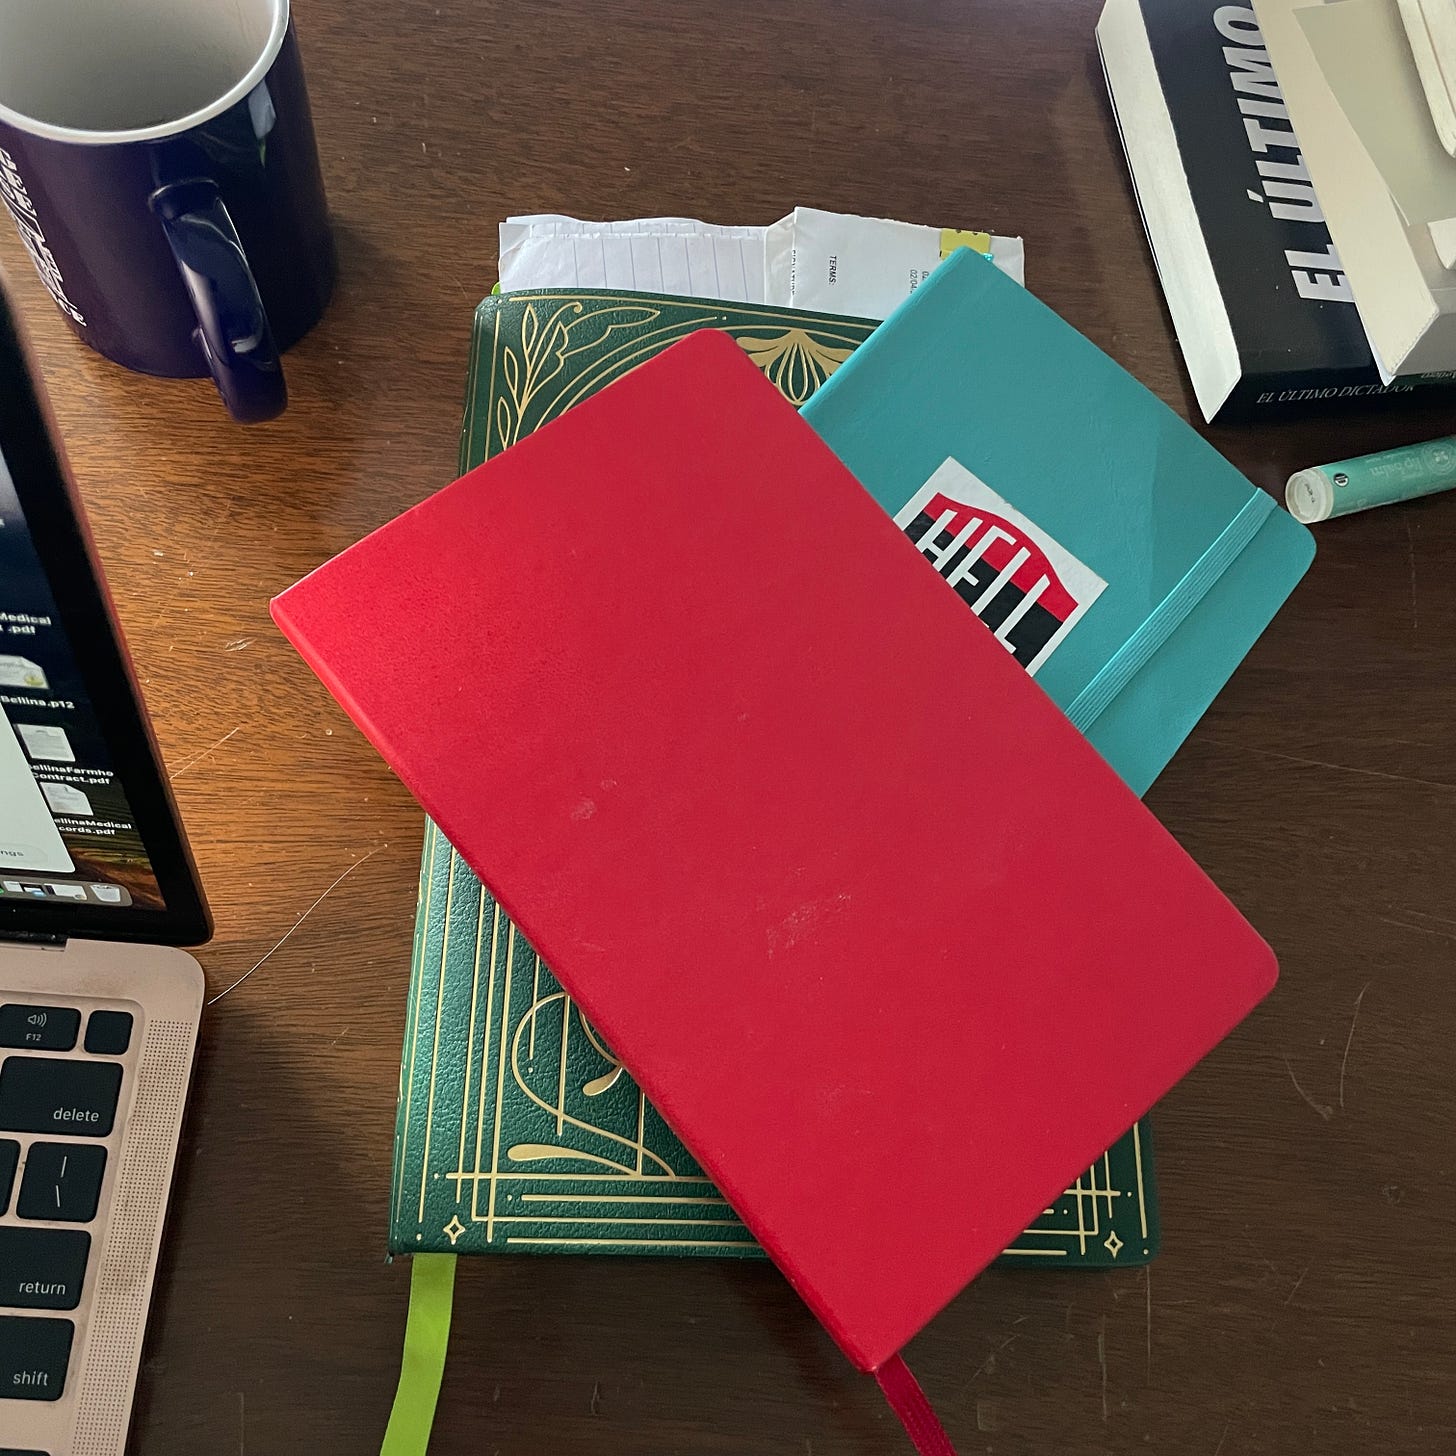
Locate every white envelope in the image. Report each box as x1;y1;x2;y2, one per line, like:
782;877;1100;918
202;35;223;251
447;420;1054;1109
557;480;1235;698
1255;0;1456;377
761;207;1025;321
495;211;1025;319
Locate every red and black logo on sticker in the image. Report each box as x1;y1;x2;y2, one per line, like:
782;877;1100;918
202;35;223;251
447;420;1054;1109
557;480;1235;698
895;460;1106;675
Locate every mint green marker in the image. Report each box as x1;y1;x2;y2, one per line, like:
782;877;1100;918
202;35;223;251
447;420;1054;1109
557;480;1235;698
1286;435;1456;523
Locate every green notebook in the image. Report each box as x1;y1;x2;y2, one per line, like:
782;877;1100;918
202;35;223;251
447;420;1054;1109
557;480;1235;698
389;290;1160;1267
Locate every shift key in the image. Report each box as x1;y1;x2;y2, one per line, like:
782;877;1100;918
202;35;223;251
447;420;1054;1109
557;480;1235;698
0;1313;74;1400
0;1057;121;1137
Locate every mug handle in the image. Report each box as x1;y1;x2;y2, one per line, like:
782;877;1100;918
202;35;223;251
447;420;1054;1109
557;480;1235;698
148;178;287;424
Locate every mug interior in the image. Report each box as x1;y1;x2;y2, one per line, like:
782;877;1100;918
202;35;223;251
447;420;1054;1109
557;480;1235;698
0;0;284;138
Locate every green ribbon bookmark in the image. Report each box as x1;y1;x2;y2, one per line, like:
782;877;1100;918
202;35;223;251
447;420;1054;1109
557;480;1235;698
381;1254;458;1456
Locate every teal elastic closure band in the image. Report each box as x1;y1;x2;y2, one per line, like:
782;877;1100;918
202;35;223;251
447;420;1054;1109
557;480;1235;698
1065;491;1275;734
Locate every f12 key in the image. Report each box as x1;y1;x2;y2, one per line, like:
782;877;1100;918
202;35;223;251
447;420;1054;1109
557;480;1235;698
0;1003;80;1051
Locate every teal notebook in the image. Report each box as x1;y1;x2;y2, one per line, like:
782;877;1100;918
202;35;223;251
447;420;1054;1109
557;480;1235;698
800;250;1316;797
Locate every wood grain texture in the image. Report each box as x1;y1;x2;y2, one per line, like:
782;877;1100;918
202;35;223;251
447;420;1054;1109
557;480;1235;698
2;0;1453;1451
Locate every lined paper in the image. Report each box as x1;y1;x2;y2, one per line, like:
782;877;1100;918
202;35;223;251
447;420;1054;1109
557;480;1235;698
499;215;767;303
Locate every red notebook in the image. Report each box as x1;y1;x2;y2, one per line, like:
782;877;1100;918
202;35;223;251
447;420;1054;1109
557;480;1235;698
273;331;1276;1446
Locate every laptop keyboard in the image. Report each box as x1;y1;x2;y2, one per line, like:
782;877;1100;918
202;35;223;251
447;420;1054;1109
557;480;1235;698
0;1002;130;1417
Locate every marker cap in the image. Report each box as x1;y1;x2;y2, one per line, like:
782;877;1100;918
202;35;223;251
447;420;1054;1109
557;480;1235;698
1286;469;1333;524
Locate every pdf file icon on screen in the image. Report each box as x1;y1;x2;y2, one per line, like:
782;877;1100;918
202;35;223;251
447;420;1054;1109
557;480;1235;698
0;712;73;873
894;457;1108;675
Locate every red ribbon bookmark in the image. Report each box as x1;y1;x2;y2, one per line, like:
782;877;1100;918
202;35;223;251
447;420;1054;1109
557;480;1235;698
874;1353;959;1455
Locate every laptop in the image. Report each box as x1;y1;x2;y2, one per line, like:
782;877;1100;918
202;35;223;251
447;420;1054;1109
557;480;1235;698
0;286;210;1455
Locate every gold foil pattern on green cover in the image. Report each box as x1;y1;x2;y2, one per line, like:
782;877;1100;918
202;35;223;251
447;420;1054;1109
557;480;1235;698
737;328;857;403
461;291;874;469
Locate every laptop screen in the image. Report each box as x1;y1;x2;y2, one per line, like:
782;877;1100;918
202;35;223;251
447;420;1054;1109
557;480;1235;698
0;453;163;910
0;289;208;944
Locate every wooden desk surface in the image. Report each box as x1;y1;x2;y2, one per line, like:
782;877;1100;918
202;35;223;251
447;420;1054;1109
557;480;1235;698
3;0;1454;1451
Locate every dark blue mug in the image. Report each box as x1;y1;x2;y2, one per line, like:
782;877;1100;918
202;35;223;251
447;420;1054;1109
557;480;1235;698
0;0;333;423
